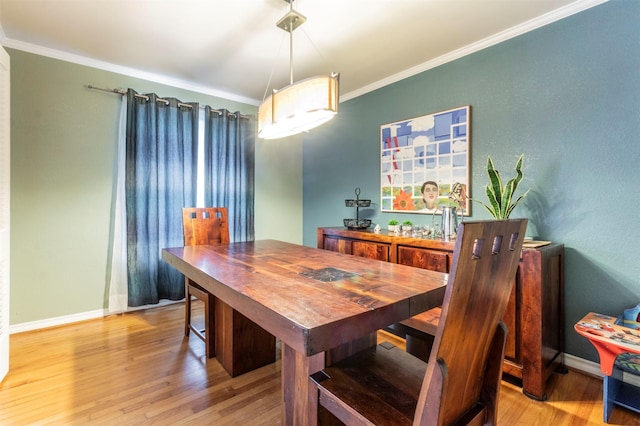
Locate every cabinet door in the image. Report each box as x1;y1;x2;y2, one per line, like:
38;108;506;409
323;236;353;254
397;246;449;273
352;241;389;261
502;274;519;361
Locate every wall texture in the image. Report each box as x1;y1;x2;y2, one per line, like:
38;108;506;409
302;1;640;362
8;48;302;325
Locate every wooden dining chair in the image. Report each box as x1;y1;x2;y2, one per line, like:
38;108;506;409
182;207;276;375
311;219;527;425
182;207;230;358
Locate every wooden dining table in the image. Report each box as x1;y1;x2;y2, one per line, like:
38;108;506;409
162;239;447;425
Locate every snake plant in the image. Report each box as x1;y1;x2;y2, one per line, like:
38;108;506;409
474;154;529;219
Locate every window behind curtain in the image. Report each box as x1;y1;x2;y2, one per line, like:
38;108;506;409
197;110;205;207
109;94;254;311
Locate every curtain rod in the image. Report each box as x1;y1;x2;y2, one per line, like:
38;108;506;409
87;85;250;119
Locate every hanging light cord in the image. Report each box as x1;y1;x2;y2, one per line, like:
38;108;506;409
261;0;303;102
261;30;288;104
288;18;294;85
287;0;295;85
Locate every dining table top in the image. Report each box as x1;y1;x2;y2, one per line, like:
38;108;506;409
162;239;448;357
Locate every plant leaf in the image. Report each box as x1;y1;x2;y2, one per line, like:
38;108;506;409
511;154;524;194
485;185;500;217
482;203;496;216
501;178;516;218
502;154;526;218
486;156;503;212
505;189;530;218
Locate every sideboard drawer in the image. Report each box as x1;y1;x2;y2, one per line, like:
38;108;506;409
323;235;352;254
397;246;450;273
352;240;390;261
321;234;390;262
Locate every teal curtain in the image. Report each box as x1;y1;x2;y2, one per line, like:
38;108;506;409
203;107;255;242
125;89;199;306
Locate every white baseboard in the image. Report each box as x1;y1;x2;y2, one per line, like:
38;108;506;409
9;299;182;334
11;311;640;389
564;353;603;377
565;353;640;388
10;309;107;334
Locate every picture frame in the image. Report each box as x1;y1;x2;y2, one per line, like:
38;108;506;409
380;105;470;215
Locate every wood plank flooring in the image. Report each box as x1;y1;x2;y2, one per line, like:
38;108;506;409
1;302;638;425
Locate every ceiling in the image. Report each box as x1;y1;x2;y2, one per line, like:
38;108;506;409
0;0;602;105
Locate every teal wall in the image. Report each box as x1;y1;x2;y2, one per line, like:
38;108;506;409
302;1;640;362
8;48;302;325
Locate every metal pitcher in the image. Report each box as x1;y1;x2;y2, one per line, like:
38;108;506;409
441;206;459;241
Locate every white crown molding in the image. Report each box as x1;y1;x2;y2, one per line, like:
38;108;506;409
1;1;607;105
340;0;609;102
1;37;260;106
0;0;610;105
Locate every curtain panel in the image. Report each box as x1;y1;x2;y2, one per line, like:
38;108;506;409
107;96;128;313
107;90;255;312
125;89;199;306
203;107;255;242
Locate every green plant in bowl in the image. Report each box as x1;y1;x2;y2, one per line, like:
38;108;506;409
401;220;413;232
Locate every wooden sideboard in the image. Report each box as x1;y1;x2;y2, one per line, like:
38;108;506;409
317;226;566;400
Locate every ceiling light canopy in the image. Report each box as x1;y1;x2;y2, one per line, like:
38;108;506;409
258;1;339;140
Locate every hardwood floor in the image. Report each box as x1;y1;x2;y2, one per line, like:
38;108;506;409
1;302;638;425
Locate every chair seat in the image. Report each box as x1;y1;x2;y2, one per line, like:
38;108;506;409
395;306;441;362
184;279;215;357
400;306;441;336
615;353;640;375
311;342;426;425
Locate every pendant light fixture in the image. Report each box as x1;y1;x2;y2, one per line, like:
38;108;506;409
258;1;339;139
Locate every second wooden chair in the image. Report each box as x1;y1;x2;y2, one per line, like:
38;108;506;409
182;207;276;376
182;207;230;358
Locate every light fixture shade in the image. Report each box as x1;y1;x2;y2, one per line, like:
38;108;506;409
258;74;339;139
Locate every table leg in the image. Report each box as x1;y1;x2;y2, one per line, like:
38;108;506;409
215;299;276;377
281;343;324;426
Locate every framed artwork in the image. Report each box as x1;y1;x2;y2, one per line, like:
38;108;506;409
380;105;470;215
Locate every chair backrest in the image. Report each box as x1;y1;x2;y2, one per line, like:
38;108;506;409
182;207;230;246
414;219;527;425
